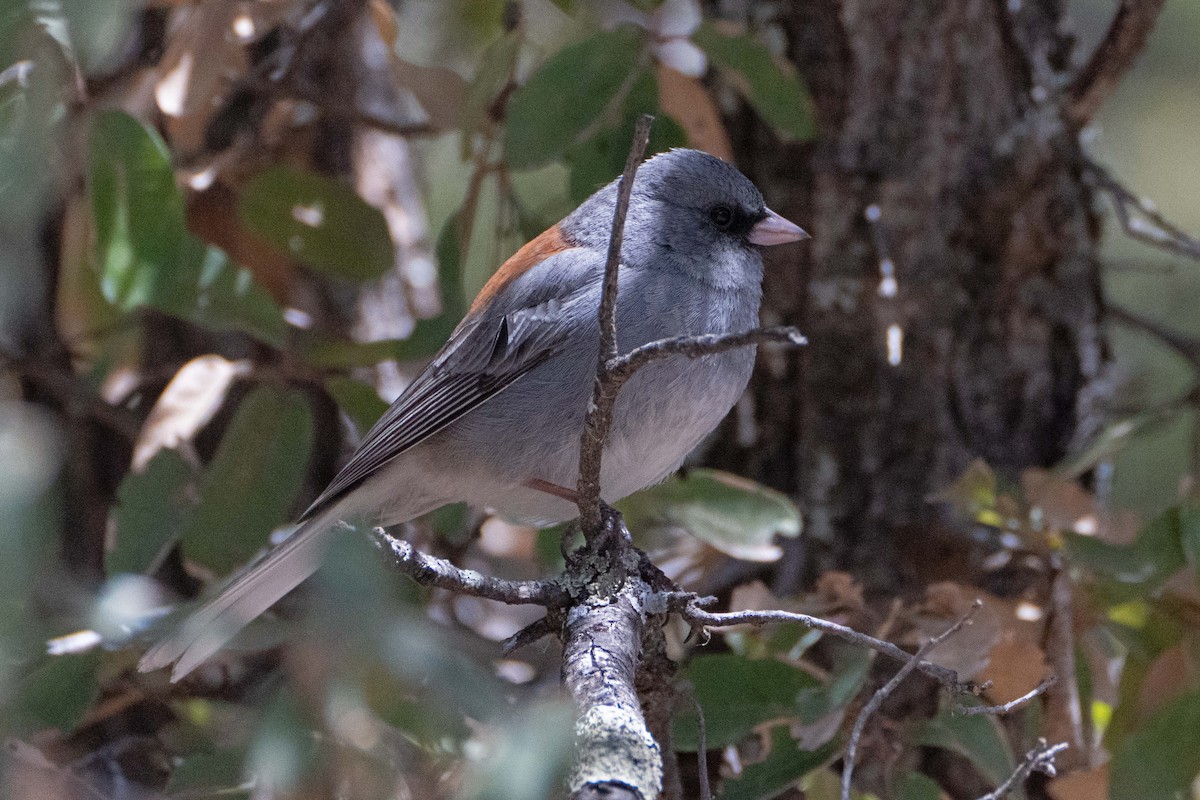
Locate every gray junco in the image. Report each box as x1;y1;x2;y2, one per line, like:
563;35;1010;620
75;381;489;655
140;148;808;680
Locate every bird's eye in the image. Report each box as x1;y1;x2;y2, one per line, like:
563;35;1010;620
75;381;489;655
708;205;734;229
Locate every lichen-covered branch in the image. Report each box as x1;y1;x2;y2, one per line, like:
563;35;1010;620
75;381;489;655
562;575;661;800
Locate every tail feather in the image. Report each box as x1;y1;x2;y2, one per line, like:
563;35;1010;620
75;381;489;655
138;509;342;682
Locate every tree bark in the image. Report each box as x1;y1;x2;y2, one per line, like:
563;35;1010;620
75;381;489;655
707;0;1108;591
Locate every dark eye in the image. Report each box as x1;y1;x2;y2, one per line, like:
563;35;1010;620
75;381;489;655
708;205;734;229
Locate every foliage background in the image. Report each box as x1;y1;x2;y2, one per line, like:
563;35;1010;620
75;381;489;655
1;1;1199;799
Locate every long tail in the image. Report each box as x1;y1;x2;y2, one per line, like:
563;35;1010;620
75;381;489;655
138;506;343;682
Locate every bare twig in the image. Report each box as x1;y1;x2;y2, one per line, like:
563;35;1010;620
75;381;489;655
610;327;807;380
1108;304;1200;372
1086;160;1200;262
956;675;1058;716
694;696;711;800
576;114;654;536
841;601;983;800
682;605;981;693
975;739;1069;800
502;615;557;655
372;528;568;606
1066;0;1166;127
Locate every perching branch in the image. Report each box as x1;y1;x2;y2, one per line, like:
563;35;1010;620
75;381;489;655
842;601;983;800
372;528;569;606
1066;0;1166;128
975;739;1069;800
576;115;654;536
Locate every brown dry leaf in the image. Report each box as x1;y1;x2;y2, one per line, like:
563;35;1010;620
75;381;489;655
913;583;1004;680
812;571;865;615
155;1;243;121
1047;763;1108;800
131;354;251;472
1137;642;1198;721
657;64;734;161
979;637;1048;706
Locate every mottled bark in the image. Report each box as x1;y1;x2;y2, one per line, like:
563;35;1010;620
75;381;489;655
712;0;1109;591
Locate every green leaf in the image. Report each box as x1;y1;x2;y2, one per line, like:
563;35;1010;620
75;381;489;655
674;654;820;750
459;31;522;159
1109;690;1200;800
182;387;314;574
504;26;646;169
4;652;101;734
1180;505;1200;579
166;748;249;797
896;772;944;800
566;70;688;204
239;166;394;282
108;449;192;575
1065;507;1187;599
694;23;815;142
325;376;389;435
719;727;837;800
87;111;286;345
181;237;288;346
88;110;187;308
912;708;1018;797
621;469;801;561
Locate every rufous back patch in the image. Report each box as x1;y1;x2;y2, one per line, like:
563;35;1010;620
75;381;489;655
469;224;578;314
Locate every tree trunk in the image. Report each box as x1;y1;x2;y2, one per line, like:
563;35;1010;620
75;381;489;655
711;0;1108;591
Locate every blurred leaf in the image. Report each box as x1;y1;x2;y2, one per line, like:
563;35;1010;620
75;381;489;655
108;449;192;575
504;26;646;169
795;641;871;723
182;386;314;574
693;23;815;142
87;111;286;344
179;238;288;346
247;689;321;796
913;707;1018;797
621;469;801;561
165;747;249;798
239;166;394;282
5;652;101;734
460;701;575;800
325;376;389;435
1065;506;1187;599
88;110;187;306
720;726;837;800
1180;505;1200;578
131;354;250;472
459;30;521;158
1109;690;1200;800
566;70;688;204
931;459;1004;528
59;0;131;69
674;653;820;751
896;772;944;800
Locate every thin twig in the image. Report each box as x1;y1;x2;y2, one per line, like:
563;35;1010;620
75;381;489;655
1086;160;1200;262
975;739;1069;800
610;327;807;380
502;615;556;654
694;696;711;800
841;601;983;800
683;605;981;692
1066;0;1166;127
576;114;654;536
371;528;568;606
956;675;1058;716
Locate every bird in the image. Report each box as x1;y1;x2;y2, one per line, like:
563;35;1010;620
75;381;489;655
139;148;808;681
